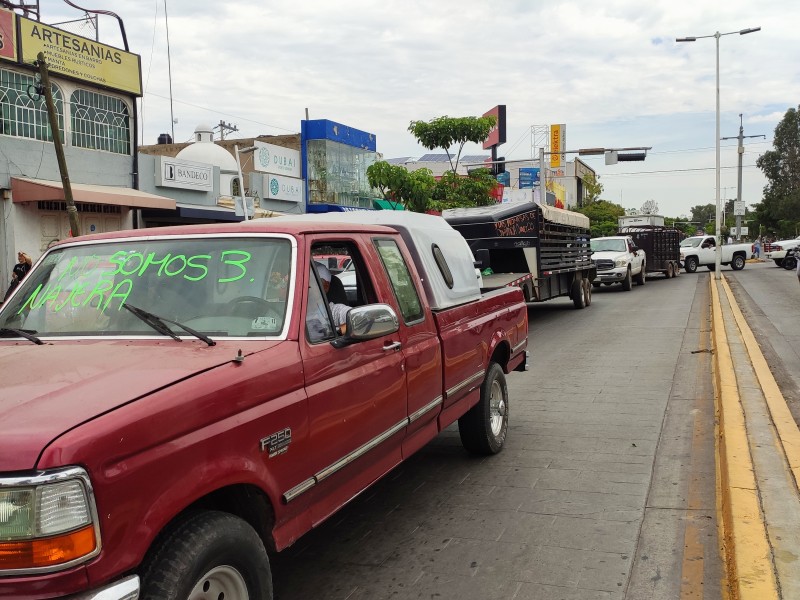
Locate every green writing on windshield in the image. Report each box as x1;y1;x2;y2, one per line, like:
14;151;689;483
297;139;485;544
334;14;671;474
18;249;253;315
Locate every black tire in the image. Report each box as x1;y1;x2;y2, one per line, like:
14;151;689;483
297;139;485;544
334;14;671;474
621;268;633;291
141;511;272;600
774;259;784;267
571;279;586;309
458;362;509;455
583;278;592;307
634;264;646;285
781;255;796;270
731;254;746;271
684;257;698;273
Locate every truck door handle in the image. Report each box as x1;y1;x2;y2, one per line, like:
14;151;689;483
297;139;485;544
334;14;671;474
383;341;402;351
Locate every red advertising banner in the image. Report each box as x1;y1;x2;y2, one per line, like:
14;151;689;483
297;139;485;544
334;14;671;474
482;105;507;149
0;9;17;62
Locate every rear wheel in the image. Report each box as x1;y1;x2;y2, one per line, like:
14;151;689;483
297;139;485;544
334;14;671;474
666;263;674;278
731;254;747;271
141;511;272;600
684;257;698;273
621;268;633;291
634;264;646;285
583;278;592;307
458;362;509;455
571;279;586;309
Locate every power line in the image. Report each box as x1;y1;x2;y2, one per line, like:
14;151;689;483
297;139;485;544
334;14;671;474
600;164;761;177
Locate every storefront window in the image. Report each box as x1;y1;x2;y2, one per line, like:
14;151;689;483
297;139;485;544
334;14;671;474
0;68;64;142
307;139;376;208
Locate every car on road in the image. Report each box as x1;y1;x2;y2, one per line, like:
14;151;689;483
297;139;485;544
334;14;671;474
765;236;800;267
590;235;646;290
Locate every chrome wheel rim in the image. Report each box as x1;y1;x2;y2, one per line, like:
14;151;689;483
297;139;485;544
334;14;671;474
489;379;506;436
189;565;249;600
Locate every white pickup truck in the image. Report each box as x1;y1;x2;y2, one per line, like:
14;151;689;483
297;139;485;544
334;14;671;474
679;235;749;272
590;235;646;291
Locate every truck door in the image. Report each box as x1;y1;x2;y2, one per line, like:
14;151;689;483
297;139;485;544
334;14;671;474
371;237;443;458
298;236;407;525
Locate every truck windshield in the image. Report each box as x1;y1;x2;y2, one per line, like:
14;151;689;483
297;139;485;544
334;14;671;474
0;236;293;339
680;237;703;248
590;239;627;252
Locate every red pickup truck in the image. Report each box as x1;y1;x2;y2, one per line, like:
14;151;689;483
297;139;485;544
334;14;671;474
0;212;528;599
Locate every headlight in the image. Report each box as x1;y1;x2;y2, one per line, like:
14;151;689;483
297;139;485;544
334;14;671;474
614;258;629;268
0;467;100;574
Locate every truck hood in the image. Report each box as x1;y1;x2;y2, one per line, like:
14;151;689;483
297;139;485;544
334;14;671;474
592;250;628;261
0;340;282;472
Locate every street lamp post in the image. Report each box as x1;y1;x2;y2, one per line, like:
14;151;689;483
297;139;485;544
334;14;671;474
676;27;760;279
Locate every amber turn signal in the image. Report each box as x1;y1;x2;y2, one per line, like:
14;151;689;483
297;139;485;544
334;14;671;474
0;524;97;570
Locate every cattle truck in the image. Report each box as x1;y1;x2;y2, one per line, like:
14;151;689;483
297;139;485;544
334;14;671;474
444;201;597;309
617;215;682;279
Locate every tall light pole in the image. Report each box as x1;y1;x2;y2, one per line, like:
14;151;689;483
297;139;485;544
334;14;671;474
677;27;760;278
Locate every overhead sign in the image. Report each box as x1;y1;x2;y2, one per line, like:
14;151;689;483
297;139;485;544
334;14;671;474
519;167;540;189
482;105;507;149
18;16;142;95
550;124;565;168
156;156;213;192
253;141;301;178
264;173;303;203
0;9;17;62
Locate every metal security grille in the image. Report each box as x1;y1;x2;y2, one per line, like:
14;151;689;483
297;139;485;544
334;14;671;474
70;88;130;154
37;201;121;214
0;68;64;142
593;259;615;271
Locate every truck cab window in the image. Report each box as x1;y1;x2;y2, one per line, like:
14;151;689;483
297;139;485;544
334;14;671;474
374;238;424;323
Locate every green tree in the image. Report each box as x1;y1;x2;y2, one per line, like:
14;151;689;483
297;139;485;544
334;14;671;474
754;105;800;238
408;115;497;174
429;169;498;212
690;204;715;231
582;172;603;205
575;200;625;237
366;162;436;213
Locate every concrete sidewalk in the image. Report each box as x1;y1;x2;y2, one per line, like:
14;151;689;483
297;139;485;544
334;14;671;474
711;276;800;599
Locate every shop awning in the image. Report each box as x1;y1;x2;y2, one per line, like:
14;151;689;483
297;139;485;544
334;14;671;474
373;199;405;210
10;177;176;210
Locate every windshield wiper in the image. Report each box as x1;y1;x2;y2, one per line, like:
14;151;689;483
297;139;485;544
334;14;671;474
123;304;216;346
0;327;43;345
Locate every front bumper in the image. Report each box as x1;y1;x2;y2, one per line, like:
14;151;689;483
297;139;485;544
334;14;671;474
765;251;787;260
65;575;139;600
593;267;628;283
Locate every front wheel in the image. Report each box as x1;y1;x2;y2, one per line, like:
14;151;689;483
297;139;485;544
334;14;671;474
621;268;633;291
781;255;797;270
731;254;746;271
141;511;273;600
458;362;509;455
684;257;698;273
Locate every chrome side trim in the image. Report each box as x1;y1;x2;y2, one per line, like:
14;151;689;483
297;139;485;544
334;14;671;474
409;396;443;423
282;416;410;503
282;477;316;504
68;575;140;600
316;418;408;482
445;369;484;399
512;338;527;354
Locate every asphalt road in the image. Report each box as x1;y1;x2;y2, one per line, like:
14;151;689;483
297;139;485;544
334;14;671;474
269;266;777;599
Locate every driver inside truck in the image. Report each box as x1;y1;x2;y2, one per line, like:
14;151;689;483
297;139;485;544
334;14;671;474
701;238;716;249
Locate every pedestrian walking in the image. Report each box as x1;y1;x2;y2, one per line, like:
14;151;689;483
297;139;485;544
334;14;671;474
3;251;32;302
753;237;761;259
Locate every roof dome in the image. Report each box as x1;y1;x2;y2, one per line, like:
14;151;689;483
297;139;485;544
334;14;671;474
176;124;238;171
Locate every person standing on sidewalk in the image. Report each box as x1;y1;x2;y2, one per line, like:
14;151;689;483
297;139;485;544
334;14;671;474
3;251;32;302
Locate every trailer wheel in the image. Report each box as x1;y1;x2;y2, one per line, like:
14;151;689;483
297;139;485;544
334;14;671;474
666;263;674;278
621;268;633;291
458;362;508;455
582;278;592;307
141;511;272;600
571;279;586;309
684;257;698;273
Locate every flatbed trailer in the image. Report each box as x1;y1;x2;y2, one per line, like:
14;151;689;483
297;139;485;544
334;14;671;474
444;201;597;309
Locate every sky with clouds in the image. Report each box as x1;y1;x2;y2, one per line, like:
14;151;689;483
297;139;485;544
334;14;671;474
42;0;800;219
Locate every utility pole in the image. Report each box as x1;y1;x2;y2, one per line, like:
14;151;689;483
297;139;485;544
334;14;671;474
722;114;765;240
217;120;238;141
35;52;80;237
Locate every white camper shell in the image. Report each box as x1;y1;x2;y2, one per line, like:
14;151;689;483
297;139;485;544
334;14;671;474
269;211;481;310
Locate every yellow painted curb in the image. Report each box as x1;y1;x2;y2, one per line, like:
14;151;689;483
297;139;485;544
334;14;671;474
720;277;800;488
710;277;779;600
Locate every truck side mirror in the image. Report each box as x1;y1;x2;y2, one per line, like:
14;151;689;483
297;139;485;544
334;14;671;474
331;304;399;348
474;249;491;270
